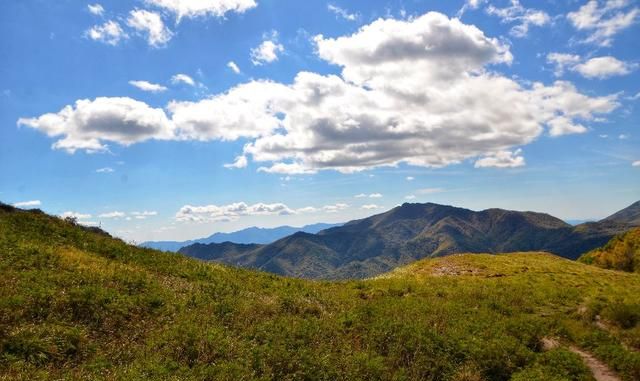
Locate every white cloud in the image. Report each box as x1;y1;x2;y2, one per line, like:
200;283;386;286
171;73;196;86
61;211;92;220
474;149;525;168
251;33;284;65
127;9;173;47
131;211;158;219
129;80;168;93
619;134;629;139
327;4;358;21
361;204;381;210
568;0;639;46
546;53;582;76
145;0;257;21
224;155;248;169
85;20;127;46
406;176;415;181
176;202;294;222
23;12;621;173
169;80;288;141
17;97;174;153
88;4;104;16
457;0;486;18
355;193;382;198
404;194;416;200
633;161;640;167
96;167;114;173
13;200;41;208
573;56;636;79
486;0;550;37
227;61;241;74
547;53;635;79
323;203;349;213
417;188;445;195
98;211;125;218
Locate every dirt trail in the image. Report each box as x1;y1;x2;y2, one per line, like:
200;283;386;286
541;338;621;381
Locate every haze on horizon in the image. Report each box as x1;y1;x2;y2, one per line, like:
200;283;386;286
1;0;639;243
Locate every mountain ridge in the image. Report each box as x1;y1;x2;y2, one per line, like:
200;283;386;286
179;201;640;279
140;222;342;252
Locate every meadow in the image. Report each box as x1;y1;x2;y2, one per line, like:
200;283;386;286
1;205;640;380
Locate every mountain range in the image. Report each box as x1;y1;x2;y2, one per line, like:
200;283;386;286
179;201;640;279
140;222;342;252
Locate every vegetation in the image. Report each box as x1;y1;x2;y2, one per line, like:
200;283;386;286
2;204;640;380
579;228;640;273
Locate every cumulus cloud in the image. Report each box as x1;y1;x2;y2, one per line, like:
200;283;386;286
176;202;295;222
169;80;288;141
127;9;173;47
251;33;284;65
547;53;635;79
327;4;358;21
85;20;127;45
17;97;174;153
129;80;168;92
23;12;621;173
633;161;640;167
61;211;92;220
568;0;639;46
405;194;416;200
486;0;551;37
146;0;257;21
98;211;126;218
546;53;582;76
88;4;104;16
574;56;636;79
361;204;381;210
170;73;196;86
224;155;248;169
13;200;41;208
227;61;241;74
96;167;114;173
355;193;382;198
474;149;525;168
406;176;415;181
323;203;349;213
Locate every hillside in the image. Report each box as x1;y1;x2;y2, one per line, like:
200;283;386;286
141;223;342;252
603;201;640;226
2;204;640;380
180;202;639;279
580;228;640;272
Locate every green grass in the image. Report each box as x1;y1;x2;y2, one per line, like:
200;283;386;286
1;205;640;380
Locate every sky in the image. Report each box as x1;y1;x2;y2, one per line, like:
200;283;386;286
1;0;639;243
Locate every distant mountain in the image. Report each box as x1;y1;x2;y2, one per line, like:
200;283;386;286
602;200;640;226
178;201;640;279
579;227;640;273
140;222;342;252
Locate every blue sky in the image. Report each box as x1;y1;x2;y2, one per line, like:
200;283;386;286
1;0;639;242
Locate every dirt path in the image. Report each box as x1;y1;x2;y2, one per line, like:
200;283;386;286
541;338;621;381
568;346;621;381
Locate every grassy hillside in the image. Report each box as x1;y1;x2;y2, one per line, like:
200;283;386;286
579;228;640;273
2;205;640;380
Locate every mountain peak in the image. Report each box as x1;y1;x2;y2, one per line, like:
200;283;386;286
603;200;640;226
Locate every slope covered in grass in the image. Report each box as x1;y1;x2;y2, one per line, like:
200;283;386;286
2;204;640;380
579;228;640;273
